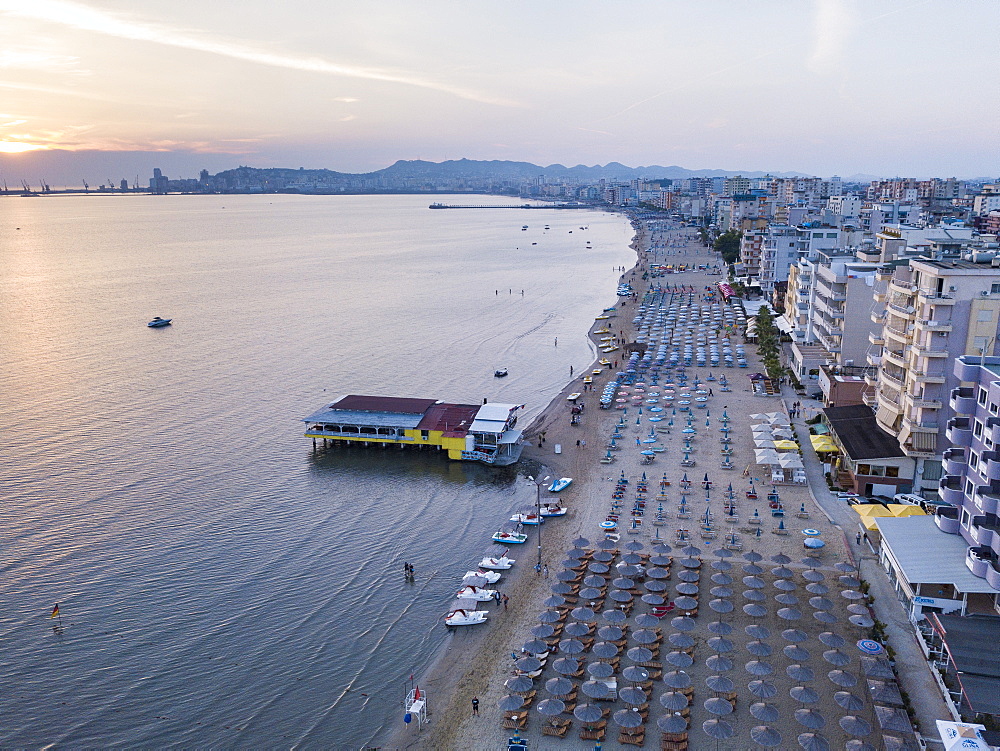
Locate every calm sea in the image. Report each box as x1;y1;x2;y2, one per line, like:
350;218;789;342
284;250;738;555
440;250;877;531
0;194;634;748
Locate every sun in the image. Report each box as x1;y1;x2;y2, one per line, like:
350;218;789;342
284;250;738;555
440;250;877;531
0;141;48;153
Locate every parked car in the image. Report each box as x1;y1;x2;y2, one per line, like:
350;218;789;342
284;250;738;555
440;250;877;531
893;493;924;506
835;491;860;500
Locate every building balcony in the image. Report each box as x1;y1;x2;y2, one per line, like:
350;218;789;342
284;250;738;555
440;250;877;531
934;505;961;534
862;391;878;407
987;560;1000;591
940;475;965;506
950;387;976;415
955;359;983;383
912;342;949;358
883;349;907;368
888;301;916;317
975;491;1000;517
883;326;910;344
917;289;956;306
989;417;1000;445
946;417;973;447
869;332;885;346
873;291;887;304
912;370;947;384
918;319;953;333
906;395;942;410
982;452;1000;482
943;448;967;476
866;354;882;368
902;417;940;433
880;369;904;388
971;515;1000;552
870;310;886;324
966;546;992;580
889;279;917;296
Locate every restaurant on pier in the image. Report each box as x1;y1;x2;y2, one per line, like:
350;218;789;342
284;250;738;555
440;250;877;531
303;395;524;465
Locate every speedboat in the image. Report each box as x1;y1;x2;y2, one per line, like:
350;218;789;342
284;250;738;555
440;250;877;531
479;552;515;569
445;606;488;627
464;569;502;584
456;585;498;601
510;512;543;525
492;528;528;544
147;317;171;328
548;477;573;492
540;504;568;517
494;368;508;378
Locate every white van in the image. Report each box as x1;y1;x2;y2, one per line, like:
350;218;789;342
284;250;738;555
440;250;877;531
893;493;924;506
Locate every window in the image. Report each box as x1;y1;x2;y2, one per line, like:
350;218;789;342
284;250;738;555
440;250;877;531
970;451;979;468
886;466;900;478
980;387;989;405
991;402;999;416
987;437;995;450
966;480;975;496
421;430;429;440
991;283;1000;294
974;420;984;438
826;232;837;238
857;464;871;475
869;465;885;477
923;461;943;481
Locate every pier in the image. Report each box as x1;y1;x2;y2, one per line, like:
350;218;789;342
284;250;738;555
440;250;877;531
428;202;593;210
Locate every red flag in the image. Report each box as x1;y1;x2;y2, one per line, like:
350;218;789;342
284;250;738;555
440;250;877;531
50;604;60;619
413;686;421;701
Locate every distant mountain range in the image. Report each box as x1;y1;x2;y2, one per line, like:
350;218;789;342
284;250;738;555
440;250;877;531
359;159;811;181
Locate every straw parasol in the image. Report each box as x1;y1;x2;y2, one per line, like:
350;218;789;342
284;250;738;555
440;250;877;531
750;725;783;748
746;641;773;657
795;707;826;729
797;732;831;751
660;691;690;710
613;707;644;728
574;702;604;723
748;679;778;698
587;661;614;679
839;715;873;737
745;660;774;676
499;694;526;711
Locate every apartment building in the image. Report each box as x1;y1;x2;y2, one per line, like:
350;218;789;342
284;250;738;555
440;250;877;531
869;258;1000;493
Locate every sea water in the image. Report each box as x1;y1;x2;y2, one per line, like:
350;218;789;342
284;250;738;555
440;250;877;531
0;193;634;747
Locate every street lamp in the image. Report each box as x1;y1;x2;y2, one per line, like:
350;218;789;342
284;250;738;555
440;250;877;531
527;475;549;571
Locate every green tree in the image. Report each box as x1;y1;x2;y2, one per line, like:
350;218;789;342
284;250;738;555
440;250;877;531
713;230;742;265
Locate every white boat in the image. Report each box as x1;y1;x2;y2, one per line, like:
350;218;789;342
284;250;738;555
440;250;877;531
548;477;573;492
445;603;488;627
464;569;502;584
567;393;582;402
456;585;498;601
510;511;543;525
492;528;528;544
494;368;508;378
147;317;171;328
540;504;568;517
479;553;515;570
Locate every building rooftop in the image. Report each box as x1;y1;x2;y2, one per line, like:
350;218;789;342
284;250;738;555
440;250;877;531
929;613;1000;715
330;395;439;413
823;404;905;460
417;403;479;437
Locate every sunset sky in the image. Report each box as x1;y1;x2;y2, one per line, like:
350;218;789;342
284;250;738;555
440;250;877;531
1;0;998;184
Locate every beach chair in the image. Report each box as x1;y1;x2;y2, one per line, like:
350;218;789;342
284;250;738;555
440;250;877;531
620;727;646;745
501;711;528;729
580;726;606;741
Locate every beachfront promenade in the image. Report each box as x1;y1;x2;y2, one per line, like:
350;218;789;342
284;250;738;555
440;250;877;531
402;222;942;751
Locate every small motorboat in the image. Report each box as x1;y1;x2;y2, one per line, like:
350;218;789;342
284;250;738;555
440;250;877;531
479;553;515;570
548;477;573;493
456;585;498;601
445;604;488;627
510;512;543;525
567;393;582;402
540;504;568;517
464;569;502;584
147;317;171;328
494;368;508;378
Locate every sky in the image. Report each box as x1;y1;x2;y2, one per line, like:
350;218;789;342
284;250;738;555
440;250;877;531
0;0;998;186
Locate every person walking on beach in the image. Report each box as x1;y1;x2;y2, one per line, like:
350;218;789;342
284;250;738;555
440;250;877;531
543;564;549;578
856;532;862;545
472;696;479;716
502;593;509;610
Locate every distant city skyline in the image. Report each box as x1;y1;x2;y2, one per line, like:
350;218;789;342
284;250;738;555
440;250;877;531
1;0;998;184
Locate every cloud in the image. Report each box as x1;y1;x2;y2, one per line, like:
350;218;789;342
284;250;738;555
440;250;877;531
0;0;517;106
333;97;359;103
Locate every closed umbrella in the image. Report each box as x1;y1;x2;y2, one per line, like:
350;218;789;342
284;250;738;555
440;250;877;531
797;732;831;751
662;670;691;689
581;679;610;699
587;661;614;679
499;694;526;711
748;679;778;698
783;645;810;662
573;702;604;723
795;708;826;730
613;707;644;728
660;691;690;710
751;725;783;748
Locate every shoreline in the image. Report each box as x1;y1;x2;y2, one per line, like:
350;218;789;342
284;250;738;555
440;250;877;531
386;210;649;750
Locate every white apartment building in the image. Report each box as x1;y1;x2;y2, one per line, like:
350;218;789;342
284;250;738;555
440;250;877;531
868;257;1000;494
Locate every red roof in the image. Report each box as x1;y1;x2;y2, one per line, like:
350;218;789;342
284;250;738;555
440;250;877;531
417;403;479;436
331;395;438;414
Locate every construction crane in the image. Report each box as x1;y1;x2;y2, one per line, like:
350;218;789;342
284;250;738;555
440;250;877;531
41;178;50;192
108;178;114;193
82;179;89;193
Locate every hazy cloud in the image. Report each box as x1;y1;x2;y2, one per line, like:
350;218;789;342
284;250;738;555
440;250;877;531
809;0;853;74
0;0;517;106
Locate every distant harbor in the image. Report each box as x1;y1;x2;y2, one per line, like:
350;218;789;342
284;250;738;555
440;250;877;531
429;202;594;209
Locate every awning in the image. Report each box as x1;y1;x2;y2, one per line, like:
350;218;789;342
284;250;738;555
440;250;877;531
774;317;794;334
909;432;938;452
886;504;925;517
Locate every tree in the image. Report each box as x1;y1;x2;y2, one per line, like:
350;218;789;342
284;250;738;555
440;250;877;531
713;230;742;265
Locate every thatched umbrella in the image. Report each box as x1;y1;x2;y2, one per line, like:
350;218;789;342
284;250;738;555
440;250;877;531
613;707;644;728
666;651;694;668
827;669;858;688
591;641;619;659
536;698;566;717
744;589;766;602
705;675;735;693
558;638;586;655
745;660;774;676
750;725;782;748
706;654;734;673
551;657;580;675
750;702;780;722
669;632;695;648
823;649;850;667
587;661;614;679
782;628;808;643
657;713;688;733
581;680;610;699
744;603;768;617
795;707;826;729
708;620;734;635
747;679;778;698
746;623;771;639
786;664;815;682
834;691;865;711
839;715;873;737
662;670;692;689
515;656;542;672
622;666;650;683
602;608;627;624
545;676;575;697
619;686;648;706
783;644;810;662
813;610;838;624
499;694;526;711
660;691;689;710
790;685;820;704
704;696;734;716
505;674;535;693
797;732;831;751
597;625;623;641
746;641;773;657
573;702;604;723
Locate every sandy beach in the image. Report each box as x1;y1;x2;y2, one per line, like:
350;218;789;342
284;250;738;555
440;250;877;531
390;216;908;751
